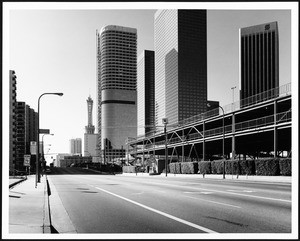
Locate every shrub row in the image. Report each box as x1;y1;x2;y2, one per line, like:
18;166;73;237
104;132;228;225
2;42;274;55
167;158;291;176
122;166;136;173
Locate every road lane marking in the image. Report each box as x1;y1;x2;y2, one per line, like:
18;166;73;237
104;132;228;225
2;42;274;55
94;186;218;233
135;181;291;203
227;190;255;193
184;195;241;209
184;191;213;195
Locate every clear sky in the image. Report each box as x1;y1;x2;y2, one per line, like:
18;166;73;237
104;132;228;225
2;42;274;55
4;2;298;163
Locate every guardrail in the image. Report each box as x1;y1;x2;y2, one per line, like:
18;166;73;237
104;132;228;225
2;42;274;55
130;109;291;153
133;83;291;143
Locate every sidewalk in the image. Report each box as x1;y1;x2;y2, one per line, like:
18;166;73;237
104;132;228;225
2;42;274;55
118;173;292;183
9;175;51;233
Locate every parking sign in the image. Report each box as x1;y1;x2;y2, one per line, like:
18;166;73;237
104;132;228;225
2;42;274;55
24;155;31;166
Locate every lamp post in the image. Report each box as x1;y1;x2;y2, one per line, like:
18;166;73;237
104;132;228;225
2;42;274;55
162;118;168;177
36;93;63;187
42;133;54;174
231;86;236;103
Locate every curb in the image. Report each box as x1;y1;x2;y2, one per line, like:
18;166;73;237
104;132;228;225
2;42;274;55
47;176;77;233
43;176;51;233
9;177;27;189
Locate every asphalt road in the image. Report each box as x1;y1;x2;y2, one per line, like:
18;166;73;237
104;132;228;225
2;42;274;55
47;168;291;235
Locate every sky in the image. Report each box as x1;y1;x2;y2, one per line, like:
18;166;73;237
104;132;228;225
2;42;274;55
3;2;298;163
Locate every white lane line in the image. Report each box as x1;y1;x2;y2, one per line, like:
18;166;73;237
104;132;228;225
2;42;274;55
227;190;255;193
94;186;218;233
185;195;241;209
184;191;214;195
137;181;291;203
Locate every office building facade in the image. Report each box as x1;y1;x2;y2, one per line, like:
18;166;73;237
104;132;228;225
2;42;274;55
154;10;207;126
70;138;82;155
9;70;17;172
240;21;279;103
14;102;38;172
137;50;155;136
97;25;137;161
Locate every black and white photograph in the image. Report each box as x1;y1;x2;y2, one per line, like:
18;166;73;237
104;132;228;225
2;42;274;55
2;1;298;239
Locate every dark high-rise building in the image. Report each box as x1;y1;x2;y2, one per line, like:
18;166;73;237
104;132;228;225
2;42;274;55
97;25;137;161
155;10;207;125
15;102;26;171
240;21;279;103
9;70;38;173
137;50;155;136
9;70;17;172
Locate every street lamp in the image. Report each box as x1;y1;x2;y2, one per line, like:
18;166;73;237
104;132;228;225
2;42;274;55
162;118;168;177
36;93;63;187
42;133;54;174
231;86;237;103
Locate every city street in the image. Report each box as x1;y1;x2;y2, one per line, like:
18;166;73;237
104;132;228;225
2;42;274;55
47;168;291;234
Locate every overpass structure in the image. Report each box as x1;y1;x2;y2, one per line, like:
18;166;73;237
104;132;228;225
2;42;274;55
127;83;292;162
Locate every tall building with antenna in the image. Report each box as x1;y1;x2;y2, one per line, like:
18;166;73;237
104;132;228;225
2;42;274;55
84;95;97;157
85;95;95;134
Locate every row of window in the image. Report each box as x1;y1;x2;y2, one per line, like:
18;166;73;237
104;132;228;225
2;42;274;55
101;31;136;37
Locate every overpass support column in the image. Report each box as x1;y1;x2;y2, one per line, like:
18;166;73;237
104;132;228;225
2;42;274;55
142;140;145;170
274;100;277;158
182;130;185;162
232;113;236;161
203;121;205;161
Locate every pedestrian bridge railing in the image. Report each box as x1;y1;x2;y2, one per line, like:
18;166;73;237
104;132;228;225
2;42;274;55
130;109;292;153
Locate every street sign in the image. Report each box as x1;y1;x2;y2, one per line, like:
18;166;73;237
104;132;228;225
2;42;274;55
30;141;37;155
39;129;50;134
24;155;31;166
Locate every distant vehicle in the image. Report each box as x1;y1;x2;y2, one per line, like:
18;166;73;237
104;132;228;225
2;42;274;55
45;168;51;173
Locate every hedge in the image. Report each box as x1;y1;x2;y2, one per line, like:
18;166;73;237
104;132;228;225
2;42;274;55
225;160;240;175
238;160;255;175
181;162;198;174
255;158;280;176
169;162;181;174
198;161;211;174
122;166;136;173
278;158;291;176
211;160;225;174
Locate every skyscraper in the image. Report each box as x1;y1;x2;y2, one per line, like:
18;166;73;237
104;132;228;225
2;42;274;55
9;70;17;172
240;21;279;102
137;50;155;136
84;95;97;157
97;25;137;160
154;10;207;125
70;138;82;155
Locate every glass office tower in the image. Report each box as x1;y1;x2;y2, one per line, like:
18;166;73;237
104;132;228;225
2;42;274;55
240;22;279;103
137;50;155;136
97;25;137;161
154;10;207;126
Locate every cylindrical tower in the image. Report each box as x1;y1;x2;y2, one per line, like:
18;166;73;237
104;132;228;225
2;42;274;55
98;25;137;160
